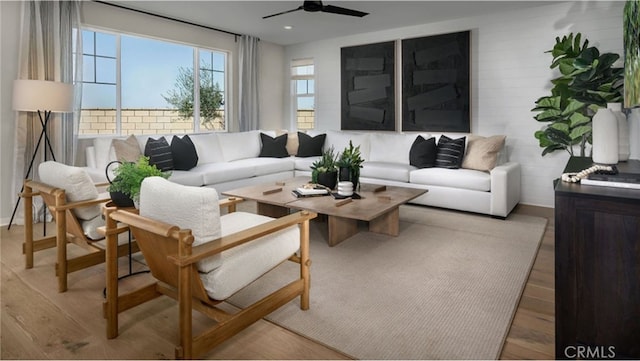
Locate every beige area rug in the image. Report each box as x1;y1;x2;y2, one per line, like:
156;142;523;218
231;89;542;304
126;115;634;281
229;205;547;360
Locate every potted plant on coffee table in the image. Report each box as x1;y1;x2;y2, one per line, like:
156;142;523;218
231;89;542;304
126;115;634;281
310;146;338;190
107;156;170;207
337;140;364;190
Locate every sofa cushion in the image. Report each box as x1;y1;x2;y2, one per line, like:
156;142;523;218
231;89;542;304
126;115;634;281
139;177;222;273
296;132;326;157
361;161;416;183
38;161;102;221
144;137;174;171
171;135;199;170
199;161;257;185
410;167;491;192
250;157;295;176
112;135;141;163
435;135;466;169
409;135;437;168
259;133;289;158
167;170;205;187
369;133;415;164
218;131;261;161
200;211;299;300
323;130;370;161
462;135;506;171
294;156;321;171
189;133;224;165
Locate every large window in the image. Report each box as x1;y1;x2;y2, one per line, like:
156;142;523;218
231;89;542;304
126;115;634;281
292;59;315;130
79;29;227;136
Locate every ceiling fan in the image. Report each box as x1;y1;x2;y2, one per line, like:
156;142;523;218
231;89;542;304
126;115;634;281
263;1;369;19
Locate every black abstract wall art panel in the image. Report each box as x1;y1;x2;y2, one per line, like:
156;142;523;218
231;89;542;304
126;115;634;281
402;31;470;132
341;41;395;131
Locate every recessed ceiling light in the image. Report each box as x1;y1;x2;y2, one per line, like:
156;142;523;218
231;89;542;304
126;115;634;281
284;25;293;30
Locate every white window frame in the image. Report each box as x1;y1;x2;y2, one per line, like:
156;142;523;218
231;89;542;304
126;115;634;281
79;27;229;136
291;58;315;130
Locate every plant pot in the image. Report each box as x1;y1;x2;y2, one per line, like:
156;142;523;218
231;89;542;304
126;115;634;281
317;170;338;190
592;106;619;165
109;191;135;208
338;166;359;190
339;166;351;182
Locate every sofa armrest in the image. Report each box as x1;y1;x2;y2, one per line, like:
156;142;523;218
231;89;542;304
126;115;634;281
489;162;521;218
86;146;96;168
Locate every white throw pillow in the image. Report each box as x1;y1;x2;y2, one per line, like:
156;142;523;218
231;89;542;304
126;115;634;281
38;161;101;221
139;177;222;272
217;131;262;162
93;137;121;171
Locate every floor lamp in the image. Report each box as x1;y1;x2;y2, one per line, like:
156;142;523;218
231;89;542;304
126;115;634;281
8;79;74;230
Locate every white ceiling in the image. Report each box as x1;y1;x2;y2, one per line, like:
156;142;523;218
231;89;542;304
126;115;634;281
108;1;554;45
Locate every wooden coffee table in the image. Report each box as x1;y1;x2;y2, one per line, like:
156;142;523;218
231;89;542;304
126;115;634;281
222;177;427;246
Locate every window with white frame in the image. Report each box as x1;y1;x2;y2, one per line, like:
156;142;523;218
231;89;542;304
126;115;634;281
78;29;227;136
292;59;315;130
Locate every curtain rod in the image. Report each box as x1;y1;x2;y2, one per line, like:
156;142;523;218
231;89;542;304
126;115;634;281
93;1;243;40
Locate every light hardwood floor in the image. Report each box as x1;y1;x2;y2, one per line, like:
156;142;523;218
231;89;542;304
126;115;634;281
1;204;554;359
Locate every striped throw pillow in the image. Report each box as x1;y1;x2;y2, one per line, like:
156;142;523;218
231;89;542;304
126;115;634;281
435;135;466;169
144;137;174;172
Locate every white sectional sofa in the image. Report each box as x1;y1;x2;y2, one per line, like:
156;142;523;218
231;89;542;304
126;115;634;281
84;129;521;218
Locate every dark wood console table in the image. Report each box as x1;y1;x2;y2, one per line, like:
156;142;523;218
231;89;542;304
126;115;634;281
554;157;640;359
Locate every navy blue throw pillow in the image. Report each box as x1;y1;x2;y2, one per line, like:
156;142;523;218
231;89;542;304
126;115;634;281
171;135;198;170
144;137;174;172
259;133;289;158
409;135;437;168
296;132;326;157
435;135;466;169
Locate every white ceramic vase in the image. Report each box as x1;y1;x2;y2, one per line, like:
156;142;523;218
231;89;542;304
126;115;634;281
608;103;630;161
591;105;619;165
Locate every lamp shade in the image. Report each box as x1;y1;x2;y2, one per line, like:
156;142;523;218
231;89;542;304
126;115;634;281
13;79;74;113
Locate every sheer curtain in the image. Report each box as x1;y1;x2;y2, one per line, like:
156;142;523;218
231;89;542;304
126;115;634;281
238;35;259;132
11;0;82;224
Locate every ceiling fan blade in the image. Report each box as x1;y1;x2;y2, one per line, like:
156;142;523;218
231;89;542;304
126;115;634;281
321;4;369;17
263;6;303;19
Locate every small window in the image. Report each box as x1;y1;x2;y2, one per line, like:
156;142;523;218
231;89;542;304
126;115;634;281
292;59;315;130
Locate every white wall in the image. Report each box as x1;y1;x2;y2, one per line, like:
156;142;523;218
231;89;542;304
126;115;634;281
284;1;628;207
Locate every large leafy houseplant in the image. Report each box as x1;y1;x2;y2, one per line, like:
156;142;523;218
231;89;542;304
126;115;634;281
532;33;624;156
107;156;170;206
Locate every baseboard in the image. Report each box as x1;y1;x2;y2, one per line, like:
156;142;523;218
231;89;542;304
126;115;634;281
512;203;554;219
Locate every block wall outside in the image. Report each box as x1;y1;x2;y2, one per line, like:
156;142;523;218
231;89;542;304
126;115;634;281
80;108;315;134
79;109;225;135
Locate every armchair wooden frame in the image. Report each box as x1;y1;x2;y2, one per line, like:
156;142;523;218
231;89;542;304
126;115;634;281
101;198;316;359
22;179;139;292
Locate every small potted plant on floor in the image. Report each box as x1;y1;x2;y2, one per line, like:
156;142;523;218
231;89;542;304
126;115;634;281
310;146;338;190
337;140;364;190
107;156;170;207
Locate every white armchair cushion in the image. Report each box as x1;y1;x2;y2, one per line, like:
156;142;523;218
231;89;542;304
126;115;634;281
200;211;299;300
139;177;222;272
38;161;101;221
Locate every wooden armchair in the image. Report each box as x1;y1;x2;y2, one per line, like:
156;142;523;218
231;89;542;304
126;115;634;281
22;161;138;292
102;177;316;359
